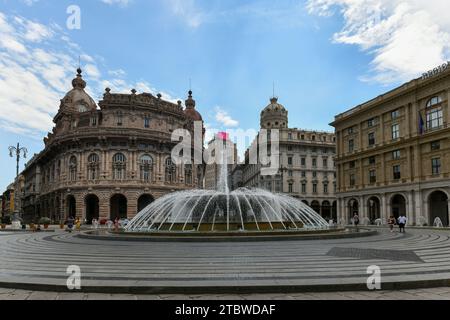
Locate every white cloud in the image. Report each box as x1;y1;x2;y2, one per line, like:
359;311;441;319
166;0;205;28
101;0;132;7
307;0;450;84
215;107;239;127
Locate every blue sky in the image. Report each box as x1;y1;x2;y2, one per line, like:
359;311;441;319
0;0;449;191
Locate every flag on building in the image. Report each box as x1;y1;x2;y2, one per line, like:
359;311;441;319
418;112;425;135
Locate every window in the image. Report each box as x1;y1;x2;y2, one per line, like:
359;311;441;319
301;183;306;193
369;170;376;184
140;155;153;182
323;183;328;194
322;136;326;142
426;108;443;130
367;118;375;127
432;158;441;175
348;127;354;134
301;158;306;166
368;156;376;165
287;146;293;151
301;171;306;178
144;117;150;128
90;116;97;126
323;158;328;168
288;183;293;193
350;174;355;186
431;140;441;150
392;124;400;139
116;112;123;126
301;134;305;140
113;153;126;180
288;156;293;166
313;183;317;193
348;139;354;152
368;132;375;146
312;135;316;141
288;170;293;177
312;171;317;178
87;153;99;180
391;109;400;119
69;156;77;181
312;158;317;167
393;165;401;180
426;96;442;107
288;132;292;140
165;158;176;183
349;161;355;169
392;150;401;160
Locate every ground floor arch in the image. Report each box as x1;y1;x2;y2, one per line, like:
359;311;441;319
311;201;321;214
429;191;449;226
85;194;100;224
321;201;331;220
391;194;406;219
137;194;155;213
347;198;359;222
367;196;381;223
110;194;128;220
66;195;76;219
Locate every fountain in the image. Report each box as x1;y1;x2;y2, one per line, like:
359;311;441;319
418;216;427;227
361;217;370;226
126;139;330;234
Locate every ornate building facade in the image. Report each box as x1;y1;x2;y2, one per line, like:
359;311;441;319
20;68;205;223
242;97;338;221
332;64;450;226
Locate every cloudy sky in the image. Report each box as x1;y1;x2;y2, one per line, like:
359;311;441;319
0;0;449;190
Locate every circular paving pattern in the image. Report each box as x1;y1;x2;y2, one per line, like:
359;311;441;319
1;228;450;293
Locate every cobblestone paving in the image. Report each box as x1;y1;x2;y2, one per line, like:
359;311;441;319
1;287;450;300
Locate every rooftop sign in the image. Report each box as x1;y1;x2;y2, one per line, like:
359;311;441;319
422;61;450;80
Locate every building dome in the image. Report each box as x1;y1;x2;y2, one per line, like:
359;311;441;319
61;68;97;113
260;97;288;129
184;90;203;121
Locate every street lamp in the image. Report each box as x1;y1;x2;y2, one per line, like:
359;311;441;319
8;143;27;219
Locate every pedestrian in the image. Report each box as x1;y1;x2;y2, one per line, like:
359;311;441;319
398;214;406;233
388;215;395;232
75;217;81;231
67;216;74;232
114;217;119;232
353;212;360;227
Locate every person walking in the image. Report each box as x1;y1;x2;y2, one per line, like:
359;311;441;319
388;215;396;232
75;217;81;231
398;214;406;233
67;216;74;232
353;213;360;227
114;217;119;232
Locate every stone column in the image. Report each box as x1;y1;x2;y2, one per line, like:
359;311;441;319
407;191;414;225
359;195;366;220
414;191;423;226
381;194;388;222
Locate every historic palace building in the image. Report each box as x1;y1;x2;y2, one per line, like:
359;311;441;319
19;68;205;223
242;97;337;221
332;63;450;226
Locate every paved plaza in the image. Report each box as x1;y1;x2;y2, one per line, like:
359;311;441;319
1;228;450;295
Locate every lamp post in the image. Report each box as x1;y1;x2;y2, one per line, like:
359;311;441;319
8;143;27;219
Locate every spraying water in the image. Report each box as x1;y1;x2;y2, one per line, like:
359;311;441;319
126;134;329;233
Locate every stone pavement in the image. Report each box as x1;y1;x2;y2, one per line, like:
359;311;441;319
1;286;450;300
2;228;450;293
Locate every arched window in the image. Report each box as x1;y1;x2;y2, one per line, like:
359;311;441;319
426;96;442;108
184;164;192;185
140;155;153;182
87;153;100;180
69;156;77;181
113;153;126;180
426;96;444;130
165;157;176;183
